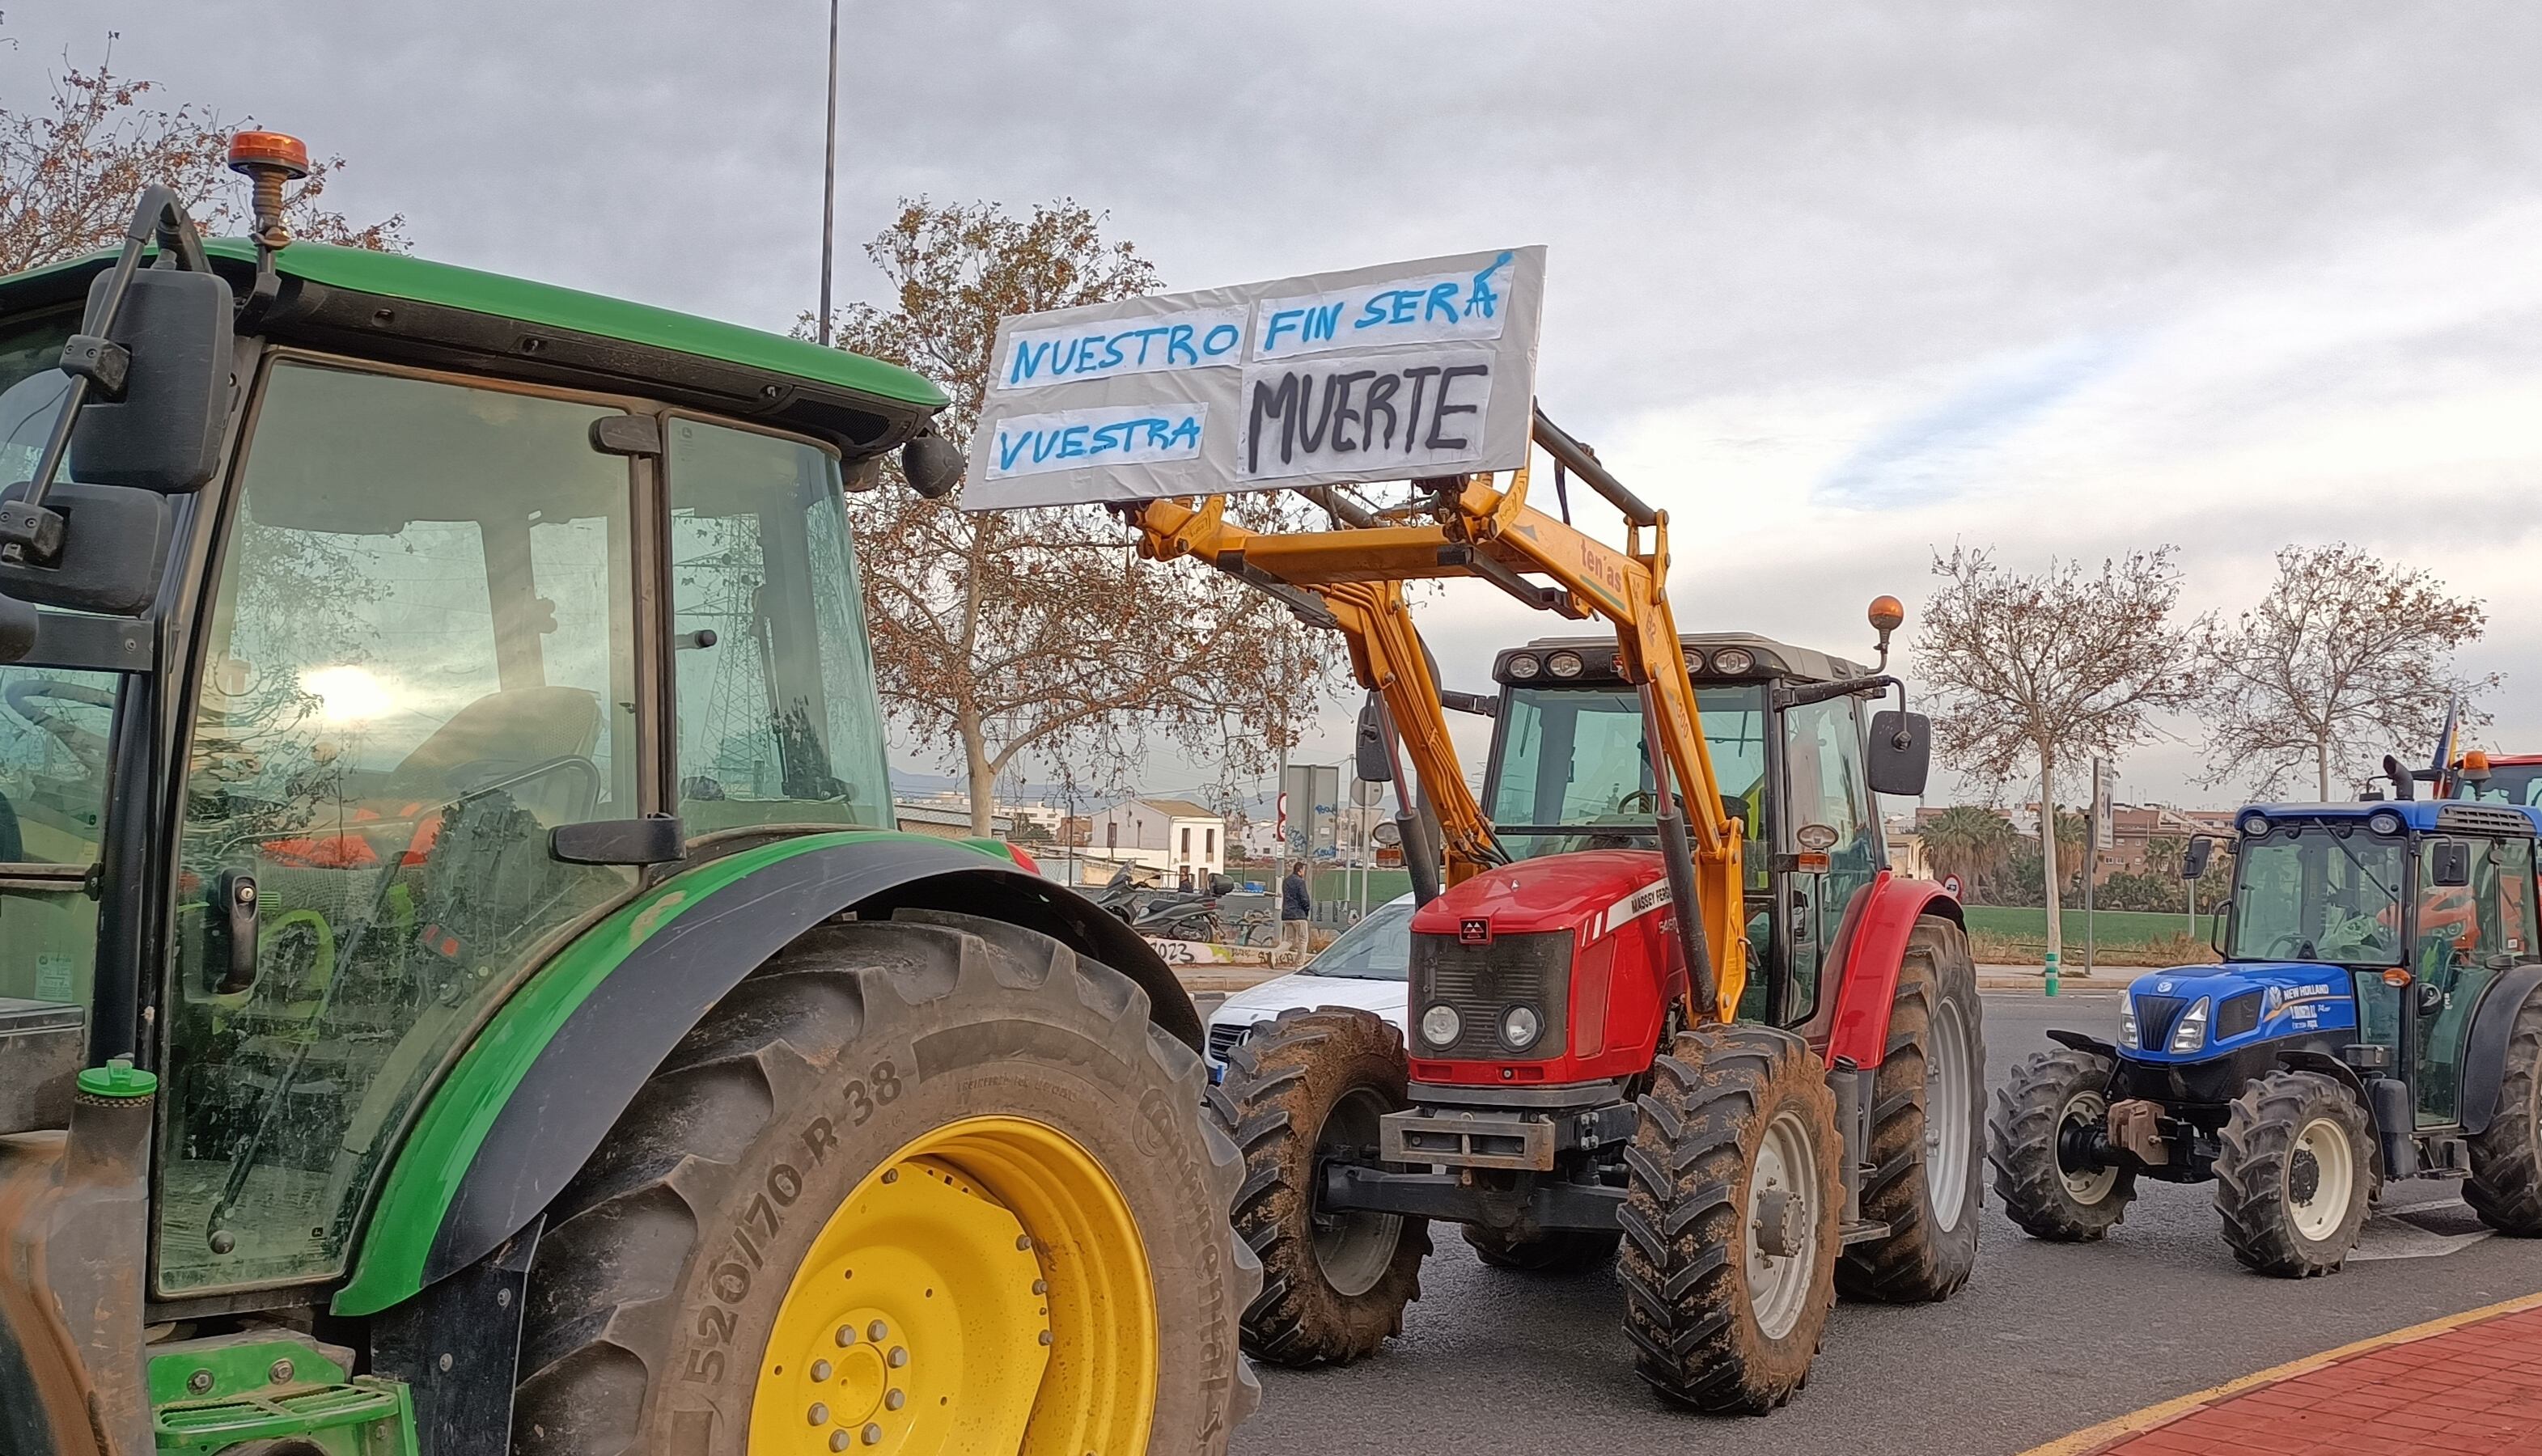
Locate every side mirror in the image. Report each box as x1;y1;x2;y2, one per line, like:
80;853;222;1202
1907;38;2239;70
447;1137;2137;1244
1369;820;1402;849
2432;839;2472;887
0;481;171;615
2182;834;2215;882
1866;709;1931;797
66;266;231;493
1354;694;1392;784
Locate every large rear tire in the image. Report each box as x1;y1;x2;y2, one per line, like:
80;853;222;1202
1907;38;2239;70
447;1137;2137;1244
1990;1048;2136;1241
510;910;1259;1455
1208;1007;1429;1367
1619;1024;1841;1415
2215;1070;2372;1277
1837;916;1984;1303
2468;990;2542;1235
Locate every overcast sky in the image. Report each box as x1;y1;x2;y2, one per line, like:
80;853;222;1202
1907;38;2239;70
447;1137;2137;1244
12;2;2541;809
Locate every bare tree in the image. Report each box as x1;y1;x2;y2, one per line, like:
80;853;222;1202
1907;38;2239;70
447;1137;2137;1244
823;198;1343;834
1;34;406;274
1915;546;2201;970
2197;544;2497;801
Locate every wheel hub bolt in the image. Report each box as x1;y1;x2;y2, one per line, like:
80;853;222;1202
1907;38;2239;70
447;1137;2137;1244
807;1403;829;1424
862;1424;884;1445
867;1320;888;1341
836;1326;856;1347
1752;1187;1803;1259
829;1435;851;1453
884;1390;905;1411
888;1346;909;1368
811;1361;833;1382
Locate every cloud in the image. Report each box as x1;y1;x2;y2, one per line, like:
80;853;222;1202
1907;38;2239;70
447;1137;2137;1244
13;0;2542;808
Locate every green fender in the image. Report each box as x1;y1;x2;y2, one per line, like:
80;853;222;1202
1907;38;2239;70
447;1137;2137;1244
333;829;1191;1316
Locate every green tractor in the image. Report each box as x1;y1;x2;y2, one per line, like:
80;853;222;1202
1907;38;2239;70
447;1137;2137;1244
0;136;1255;1456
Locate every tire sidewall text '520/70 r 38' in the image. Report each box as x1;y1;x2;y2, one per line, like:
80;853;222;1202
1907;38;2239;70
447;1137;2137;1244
510;909;1260;1456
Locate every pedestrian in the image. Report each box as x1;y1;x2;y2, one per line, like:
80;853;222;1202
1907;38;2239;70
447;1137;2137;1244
1179;865;1195;894
1278;860;1312;968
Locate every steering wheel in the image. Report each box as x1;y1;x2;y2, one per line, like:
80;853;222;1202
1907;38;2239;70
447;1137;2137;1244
4;679;113;773
2260;932;2307;959
1617;789;1680;815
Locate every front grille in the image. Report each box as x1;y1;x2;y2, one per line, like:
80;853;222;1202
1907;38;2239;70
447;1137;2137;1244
2215;990;2262;1041
1409;930;1572;1060
2132;993;2189;1052
1206;1023;1248;1063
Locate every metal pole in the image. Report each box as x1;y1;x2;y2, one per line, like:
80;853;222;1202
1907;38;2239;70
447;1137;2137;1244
816;0;840;347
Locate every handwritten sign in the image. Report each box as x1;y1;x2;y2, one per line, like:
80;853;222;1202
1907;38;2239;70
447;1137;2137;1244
960;246;1544;509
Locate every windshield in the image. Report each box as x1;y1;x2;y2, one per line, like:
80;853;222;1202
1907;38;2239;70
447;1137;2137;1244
2457;764;2542;808
1488;683;1769;861
2227;823;2407;965
1305;898;1413;979
0;307;112;1019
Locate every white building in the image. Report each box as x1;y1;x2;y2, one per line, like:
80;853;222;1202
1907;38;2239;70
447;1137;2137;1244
1088;798;1225;881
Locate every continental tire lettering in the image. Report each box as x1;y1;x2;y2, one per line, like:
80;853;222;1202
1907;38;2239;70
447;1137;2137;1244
913;1018;1133;1083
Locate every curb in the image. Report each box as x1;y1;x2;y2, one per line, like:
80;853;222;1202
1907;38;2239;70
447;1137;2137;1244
2015;1289;2542;1456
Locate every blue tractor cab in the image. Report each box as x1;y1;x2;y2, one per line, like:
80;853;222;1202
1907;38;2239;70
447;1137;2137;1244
1991;798;2542;1276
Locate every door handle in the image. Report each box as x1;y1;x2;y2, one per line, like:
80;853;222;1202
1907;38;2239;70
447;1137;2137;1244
208;870;258;995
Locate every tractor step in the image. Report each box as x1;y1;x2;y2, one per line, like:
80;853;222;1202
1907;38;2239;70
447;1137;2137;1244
1837;1218;1892;1246
156;1378;417;1454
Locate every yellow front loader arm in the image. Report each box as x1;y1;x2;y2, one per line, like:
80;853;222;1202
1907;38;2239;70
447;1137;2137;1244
1125;413;1747;1021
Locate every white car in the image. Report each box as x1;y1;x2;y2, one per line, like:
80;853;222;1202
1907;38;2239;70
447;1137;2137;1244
1205;893;1413;1074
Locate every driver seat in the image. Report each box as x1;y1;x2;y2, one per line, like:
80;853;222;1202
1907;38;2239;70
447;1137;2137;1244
380;686;603;822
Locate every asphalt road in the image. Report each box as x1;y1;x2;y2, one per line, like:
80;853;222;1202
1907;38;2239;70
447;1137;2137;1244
1231;989;2542;1456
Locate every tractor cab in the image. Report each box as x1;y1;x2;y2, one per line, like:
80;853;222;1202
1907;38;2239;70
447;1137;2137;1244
1997;798;2542;1278
1477;630;1902;1033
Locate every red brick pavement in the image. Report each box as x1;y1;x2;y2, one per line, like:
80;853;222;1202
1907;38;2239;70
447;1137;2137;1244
2079;1300;2542;1455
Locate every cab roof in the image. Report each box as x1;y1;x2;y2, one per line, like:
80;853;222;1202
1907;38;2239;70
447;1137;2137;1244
0;239;947;459
2244;801;2542;836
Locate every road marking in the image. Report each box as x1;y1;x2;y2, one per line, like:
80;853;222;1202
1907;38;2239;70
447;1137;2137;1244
2015;1288;2542;1456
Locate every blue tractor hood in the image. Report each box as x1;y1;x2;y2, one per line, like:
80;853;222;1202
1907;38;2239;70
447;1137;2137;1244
2118;962;2359;1064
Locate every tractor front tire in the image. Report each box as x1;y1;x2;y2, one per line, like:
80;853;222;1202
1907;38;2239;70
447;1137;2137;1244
1209;1007;1430;1367
1462;1225;1621;1274
2215;1070;2373;1277
1620;1024;1841;1415
1837;916;1984;1304
1990;1048;2136;1241
510;911;1259;1456
2468;989;2542;1234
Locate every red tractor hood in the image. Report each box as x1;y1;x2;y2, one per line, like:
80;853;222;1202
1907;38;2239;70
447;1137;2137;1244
1412;849;1674;942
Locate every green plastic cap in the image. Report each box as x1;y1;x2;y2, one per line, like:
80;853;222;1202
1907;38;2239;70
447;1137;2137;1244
76;1058;159;1099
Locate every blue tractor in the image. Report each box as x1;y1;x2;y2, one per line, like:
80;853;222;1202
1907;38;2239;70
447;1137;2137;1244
1992;798;2542;1276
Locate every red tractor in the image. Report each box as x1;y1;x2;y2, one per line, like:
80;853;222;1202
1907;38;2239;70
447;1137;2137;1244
1126;435;1981;1412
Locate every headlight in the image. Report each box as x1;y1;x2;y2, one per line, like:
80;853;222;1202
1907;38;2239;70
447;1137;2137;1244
1420;1004;1463;1047
1684;648;1707;675
1501;1004;1543;1051
2120;1001;2140;1049
1711;646;1755;675
1546;650;1584;679
2169;997;2209;1053
1504;654;1540;680
2367;810;2404;837
2238;811;2269;839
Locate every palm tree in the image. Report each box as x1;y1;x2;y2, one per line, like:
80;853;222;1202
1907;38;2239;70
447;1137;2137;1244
1917;805;2019;901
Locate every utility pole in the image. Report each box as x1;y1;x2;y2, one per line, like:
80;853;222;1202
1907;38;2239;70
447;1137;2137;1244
815;0;841;348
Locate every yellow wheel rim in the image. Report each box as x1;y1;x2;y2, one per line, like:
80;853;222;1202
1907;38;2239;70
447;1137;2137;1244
748;1115;1158;1454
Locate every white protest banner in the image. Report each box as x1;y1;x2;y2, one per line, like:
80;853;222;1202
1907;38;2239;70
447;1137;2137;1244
960;245;1544;510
